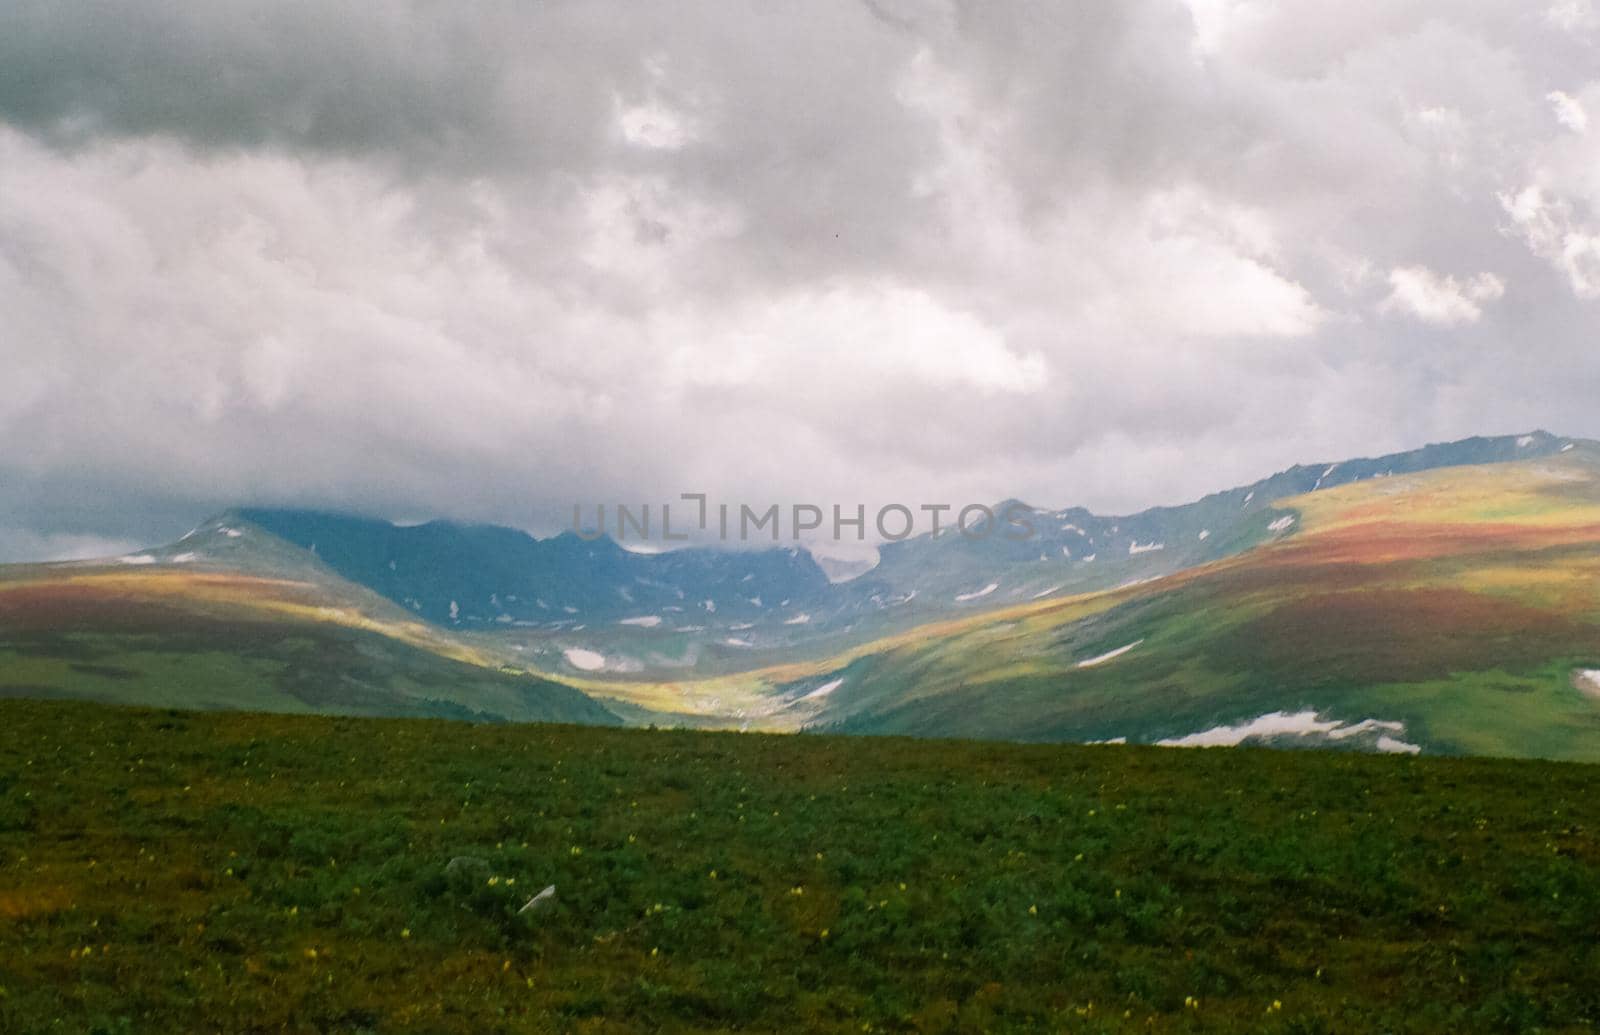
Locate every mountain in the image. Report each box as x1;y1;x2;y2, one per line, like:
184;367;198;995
4;430;1599;758
627;437;1600;760
238;508;834;629
841;430;1581;617
227;432;1591;683
0;516;619;725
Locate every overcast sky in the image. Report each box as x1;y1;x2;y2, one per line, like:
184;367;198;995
2;0;1598;560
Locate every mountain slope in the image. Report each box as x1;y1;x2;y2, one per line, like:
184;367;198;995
0;517;619;725
579;441;1600;760
843;430;1583;616
793;442;1600;759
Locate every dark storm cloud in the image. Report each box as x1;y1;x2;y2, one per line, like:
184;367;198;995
0;0;1597;560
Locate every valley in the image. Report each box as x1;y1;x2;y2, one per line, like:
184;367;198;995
4;432;1600;760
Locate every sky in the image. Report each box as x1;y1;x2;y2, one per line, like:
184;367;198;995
2;0;1598;561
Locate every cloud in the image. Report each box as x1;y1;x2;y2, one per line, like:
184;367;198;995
1501;188;1600;299
1;1;1599;558
1547;0;1598;33
0;528;141;564
1499;84;1600;298
1548;90;1590;132
1380;266;1506;325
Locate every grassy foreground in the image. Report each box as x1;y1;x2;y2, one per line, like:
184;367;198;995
2;701;1599;1033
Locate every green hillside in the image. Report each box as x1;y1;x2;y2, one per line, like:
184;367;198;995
4;699;1599;1033
805;447;1600;759
0;521;618;727
593;445;1600;761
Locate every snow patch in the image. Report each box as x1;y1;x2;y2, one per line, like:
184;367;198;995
1518;434;1536;447
800;677;844;701
784;613;812;625
1376;735;1423;755
1159;710;1421;752
1325;718;1405;740
1198;529;1210;541
1268;514;1296;532
1161;711;1337;746
1076;640;1143;668
1562;443;1576;452
170;552;197;564
724;637;754;647
954;582;999;602
618;615;663;628
118;554;158;566
1128;540;1164;556
1032;584;1063;599
563;648;606;671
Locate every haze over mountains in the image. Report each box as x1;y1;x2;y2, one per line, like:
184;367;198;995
4;431;1599;759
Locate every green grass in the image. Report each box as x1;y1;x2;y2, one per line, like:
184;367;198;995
4;701;1600;1032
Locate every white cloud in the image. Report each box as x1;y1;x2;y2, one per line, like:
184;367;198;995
1180;0;1270;57
1499;89;1600;299
1549;90;1590;133
616;99;698;150
1500;189;1600;299
612;57;708;151
661;286;1048;396
1380;266;1506;325
1547;0;1597;33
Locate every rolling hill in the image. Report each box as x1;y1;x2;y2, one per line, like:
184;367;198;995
4;432;1600;760
0;516;618;726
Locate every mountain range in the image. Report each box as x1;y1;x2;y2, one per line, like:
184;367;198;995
3;430;1598;759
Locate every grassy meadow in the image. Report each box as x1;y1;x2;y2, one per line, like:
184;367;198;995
3;699;1599;1033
